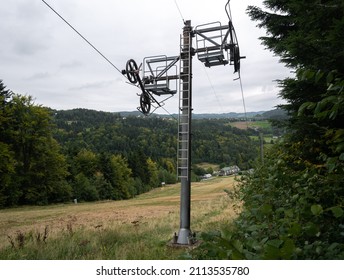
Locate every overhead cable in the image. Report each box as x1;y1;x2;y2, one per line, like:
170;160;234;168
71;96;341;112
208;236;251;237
202;65;225;113
42;0;123;76
173;0;185;24
239;76;248;128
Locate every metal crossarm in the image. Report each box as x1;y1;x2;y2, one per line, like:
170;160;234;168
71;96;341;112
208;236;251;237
142;55;179;96
194;22;230;67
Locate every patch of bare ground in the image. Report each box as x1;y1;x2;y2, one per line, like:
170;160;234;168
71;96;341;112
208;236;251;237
230;121;251;130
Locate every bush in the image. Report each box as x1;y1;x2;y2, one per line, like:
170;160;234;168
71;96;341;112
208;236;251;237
192;144;344;260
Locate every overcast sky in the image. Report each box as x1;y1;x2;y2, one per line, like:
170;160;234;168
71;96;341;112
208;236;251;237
0;0;292;114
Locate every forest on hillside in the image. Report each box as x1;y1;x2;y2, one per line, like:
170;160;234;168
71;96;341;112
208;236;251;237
0;88;263;208
53;109;260;167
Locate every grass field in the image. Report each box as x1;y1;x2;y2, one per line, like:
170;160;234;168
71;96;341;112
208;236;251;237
0;176;238;259
195;162;220;171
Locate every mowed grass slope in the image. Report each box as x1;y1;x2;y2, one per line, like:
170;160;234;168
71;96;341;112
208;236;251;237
0;176;238;259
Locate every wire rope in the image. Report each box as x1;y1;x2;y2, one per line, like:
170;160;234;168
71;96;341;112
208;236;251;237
202;65;225;113
160;106;178;121
238;75;248;128
42;0;123;76
173;0;185;24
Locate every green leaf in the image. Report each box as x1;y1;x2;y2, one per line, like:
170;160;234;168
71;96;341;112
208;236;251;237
327;71;335;84
248;240;263;251
220;228;233;240
315;70;324;83
339;153;344;161
247;224;261;232
311;204;323;216
334;129;344;141
288;223;302;237
304;222;320;237
329;103;339;120
280;239;296;259
328;243;339;251
298;102;316;116
330;206;344;218
264;240;283;260
266;239;283;248
315;96;337;114
336;144;344;154
260;204;273;215
232;239;244;253
301;69;315;81
326;157;338;173
264;246;280;260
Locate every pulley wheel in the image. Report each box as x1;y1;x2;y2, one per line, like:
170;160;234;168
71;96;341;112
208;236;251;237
126;59;138;84
233;45;241;73
140;92;151;115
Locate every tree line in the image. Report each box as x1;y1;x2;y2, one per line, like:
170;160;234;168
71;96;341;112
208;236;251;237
0;87;69;206
193;0;344;260
0;85;260;207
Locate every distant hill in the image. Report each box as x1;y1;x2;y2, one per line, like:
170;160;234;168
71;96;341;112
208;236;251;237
190;111;266;119
54;108;287;120
260;109;288;120
117;109;286;120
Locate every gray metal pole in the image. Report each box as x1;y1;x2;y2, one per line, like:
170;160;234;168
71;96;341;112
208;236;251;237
177;20;193;245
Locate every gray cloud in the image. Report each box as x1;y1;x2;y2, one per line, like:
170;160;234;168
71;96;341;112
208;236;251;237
0;0;292;114
69;80;113;91
25;72;52;80
60;60;83;69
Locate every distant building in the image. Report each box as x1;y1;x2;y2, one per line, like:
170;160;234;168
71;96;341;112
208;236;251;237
201;174;212;180
219;166;240;176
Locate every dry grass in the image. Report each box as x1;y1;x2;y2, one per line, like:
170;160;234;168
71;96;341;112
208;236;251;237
0;176;239;259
